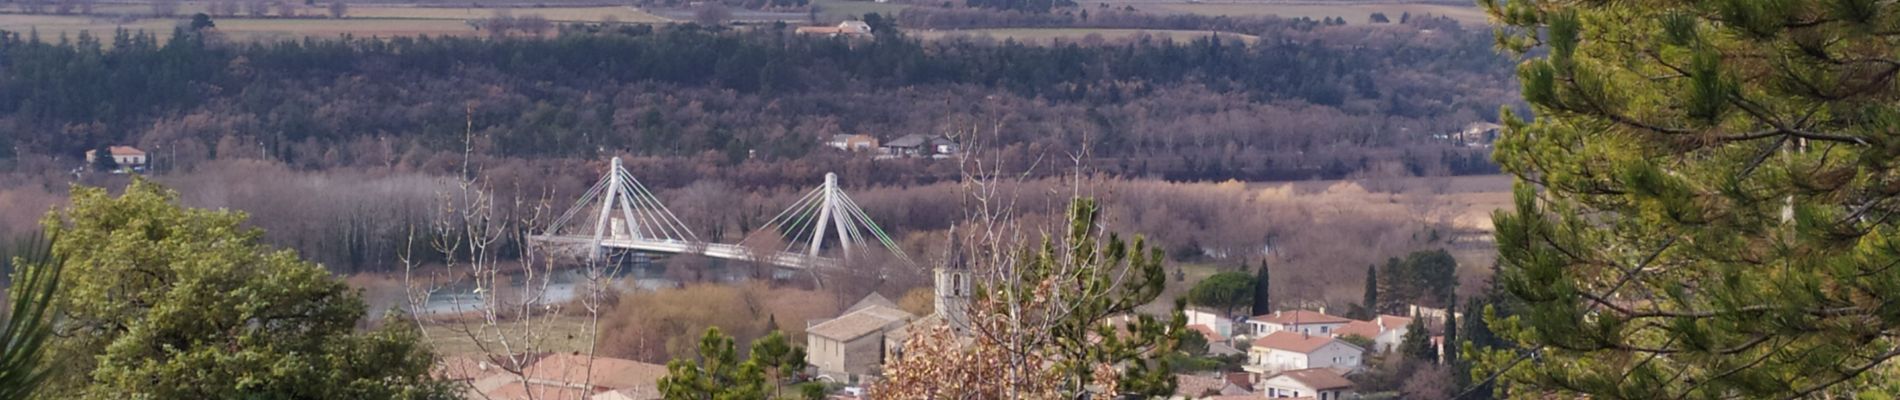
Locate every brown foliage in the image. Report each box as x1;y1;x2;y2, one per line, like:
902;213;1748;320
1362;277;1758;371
596;282;838;363
896;287;934;317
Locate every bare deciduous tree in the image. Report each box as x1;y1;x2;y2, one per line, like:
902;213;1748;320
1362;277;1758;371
693;3;730;26
326;1;346;18
245;0;269;17
516;14;551;36
402;106;610;397
150;0;179;17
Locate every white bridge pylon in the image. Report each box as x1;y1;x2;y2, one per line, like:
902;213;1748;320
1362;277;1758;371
748;173;912;264
543;157;700;261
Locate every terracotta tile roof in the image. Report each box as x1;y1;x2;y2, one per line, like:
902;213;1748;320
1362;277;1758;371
808;305;911;341
1187;324;1223;341
521;353;669;392
1332;320;1382;339
107;146;144;156
590;386;662;400
1271;368;1354;390
1252;331;1352;354
1376;314;1413;329
1249;310;1352;325
1175;374;1225;397
483;381;593;400
847;292;901;313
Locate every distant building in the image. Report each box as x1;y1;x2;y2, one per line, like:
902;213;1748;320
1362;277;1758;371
1185;308;1236;339
877;134;958;159
85;146;147;173
827;134;879;151
807;293;914;383
1433;121;1501;147
1258;368;1355;399
795;21;873;38
1244;331;1364;375
1247;310;1352;336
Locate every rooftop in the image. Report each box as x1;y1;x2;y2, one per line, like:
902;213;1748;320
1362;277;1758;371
1270;368;1354;390
522;353;670;391
808;305;912;341
1253;331;1356;354
1332;320;1381;339
1250;310;1353;325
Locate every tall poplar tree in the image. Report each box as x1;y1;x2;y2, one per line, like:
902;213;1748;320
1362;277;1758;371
1481;0;1900;396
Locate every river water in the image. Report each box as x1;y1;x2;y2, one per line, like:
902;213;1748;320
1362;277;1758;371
412;256;794;315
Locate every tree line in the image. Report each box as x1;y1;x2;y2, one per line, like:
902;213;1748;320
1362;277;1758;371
0;20;1512;185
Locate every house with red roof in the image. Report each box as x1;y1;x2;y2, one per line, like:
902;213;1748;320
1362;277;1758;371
1259;368;1355;400
1247;310;1353;337
1243;331;1364;375
1330;314;1413;353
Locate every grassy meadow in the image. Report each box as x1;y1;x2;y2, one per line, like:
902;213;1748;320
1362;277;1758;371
1142;2;1491;26
913;27;1259;44
0;2;669;44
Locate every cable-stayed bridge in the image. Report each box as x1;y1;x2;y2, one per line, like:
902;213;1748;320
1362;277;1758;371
527;157;911;271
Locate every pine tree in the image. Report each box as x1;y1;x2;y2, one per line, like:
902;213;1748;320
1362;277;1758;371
1251;259;1271;316
0;235;60;400
1481;0;1900;396
40;180;452;399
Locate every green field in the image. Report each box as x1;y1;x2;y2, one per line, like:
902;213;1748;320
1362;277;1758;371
812;0;909;21
0;2;676;44
0;14;487;42
0;14;176;40
915;28;1257;44
1144;2;1491;26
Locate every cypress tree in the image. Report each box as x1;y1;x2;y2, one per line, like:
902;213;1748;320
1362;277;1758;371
1444;293;1458;367
1251;259;1271;316
1460;297;1496;400
1360;264;1378;317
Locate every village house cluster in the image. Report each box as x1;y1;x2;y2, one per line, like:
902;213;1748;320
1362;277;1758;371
825;134;961;160
433;249;1452;400
433;258;976;399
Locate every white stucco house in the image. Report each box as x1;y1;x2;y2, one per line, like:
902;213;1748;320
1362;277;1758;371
1244;331;1364;375
1248;310;1352;336
1185;308;1237;339
1259;368;1355;399
1332;314;1413;353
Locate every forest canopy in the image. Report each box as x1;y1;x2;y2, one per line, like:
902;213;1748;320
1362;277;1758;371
0;20;1513;185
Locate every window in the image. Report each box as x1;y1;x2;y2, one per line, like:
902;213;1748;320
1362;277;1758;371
952;273;964;296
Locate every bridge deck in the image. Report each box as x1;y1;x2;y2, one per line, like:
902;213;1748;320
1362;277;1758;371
528;235;840;270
